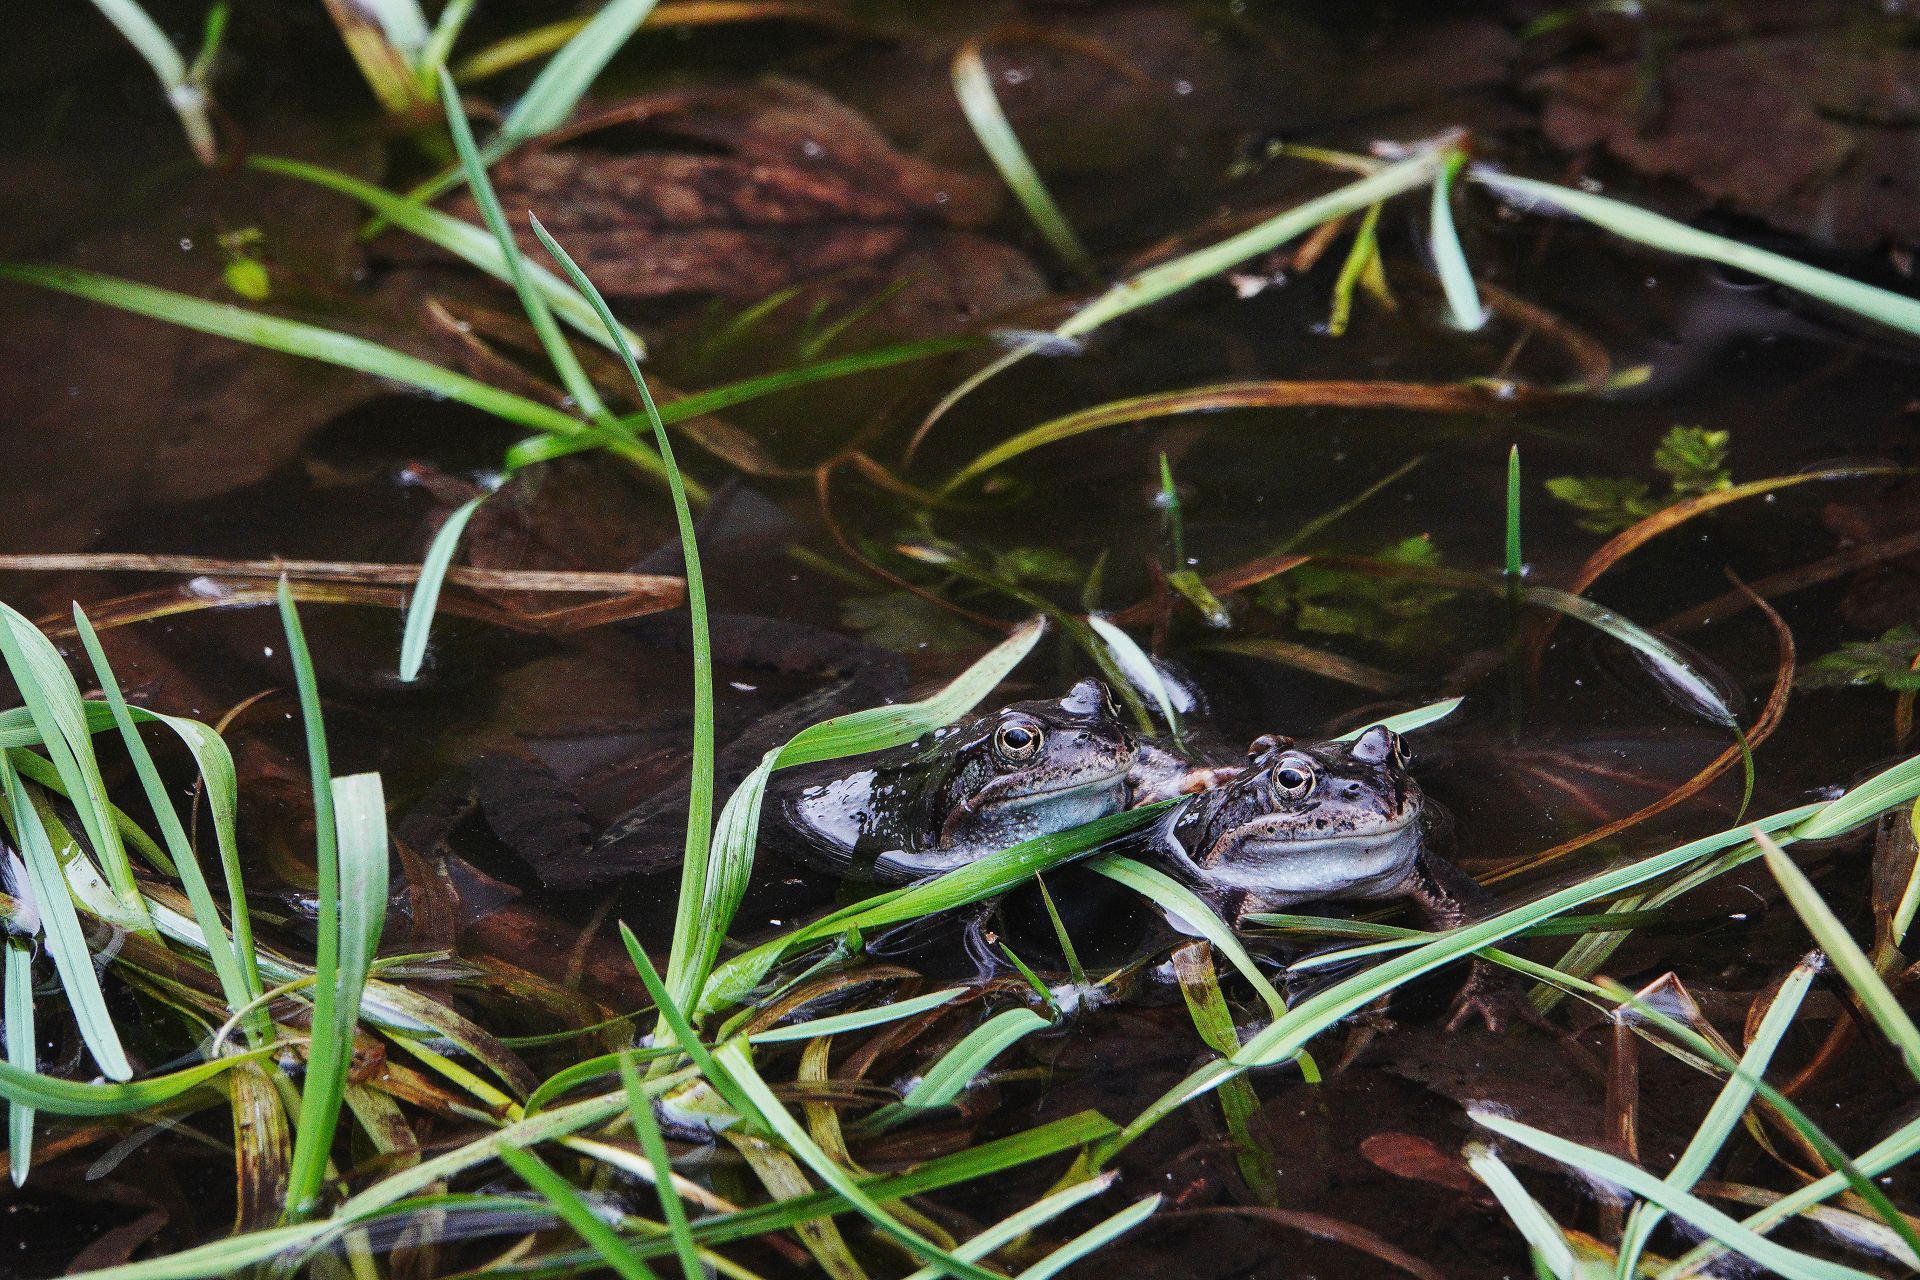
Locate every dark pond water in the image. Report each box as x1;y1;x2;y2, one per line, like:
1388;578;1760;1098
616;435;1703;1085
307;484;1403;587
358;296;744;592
5;1;1920;1276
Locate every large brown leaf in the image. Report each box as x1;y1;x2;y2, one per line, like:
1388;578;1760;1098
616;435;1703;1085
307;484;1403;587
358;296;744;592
437;78;1046;334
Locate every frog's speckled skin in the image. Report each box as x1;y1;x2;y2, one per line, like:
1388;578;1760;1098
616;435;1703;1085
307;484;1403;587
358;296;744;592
1175;726;1427;910
775;679;1135;882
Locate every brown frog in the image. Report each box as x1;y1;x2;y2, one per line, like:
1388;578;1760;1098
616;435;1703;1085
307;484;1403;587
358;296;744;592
1169;726;1509;1029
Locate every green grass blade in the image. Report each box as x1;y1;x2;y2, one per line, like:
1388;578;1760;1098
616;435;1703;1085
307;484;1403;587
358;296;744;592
71;607;252;1020
0;264;591;440
0;603;150;930
1429;152;1487;330
0;1045;267;1118
1086;616;1181;737
1472;1110;1874;1280
1464;1143;1576;1279
1170;941;1276;1203
1473;169;1920;337
1063;148;1447;340
917;147;1448;442
1526;587;1735;728
501;336;973;470
1331;697;1463;741
1614;956;1818;1279
623;926;1002;1280
398;493;486;683
701;800;1175;1016
750;987;966;1043
418;0;476;82
903;1174;1118;1280
713;1040;1005;1280
0;753;131;1080
951;42;1091;275
440;67;606;419
501;0;664;142
1757;832;1920;1081
497;1146;660;1280
1897;801;1920;949
248;156;644;358
1088;854;1289;1019
1326;202;1384;336
5;940;34;1184
1505;445;1523;581
526;216;717;1017
85;0;216;163
1015;1195;1160;1280
895;1007;1049;1111
279;581;345;1220
618;1053;700;1280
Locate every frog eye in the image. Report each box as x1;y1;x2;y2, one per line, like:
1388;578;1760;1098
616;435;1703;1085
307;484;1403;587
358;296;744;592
994;722;1044;763
1269;756;1317;801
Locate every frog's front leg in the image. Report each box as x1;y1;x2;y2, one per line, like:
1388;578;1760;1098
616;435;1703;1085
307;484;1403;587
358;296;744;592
1129;743;1242;806
1404;851;1520;1033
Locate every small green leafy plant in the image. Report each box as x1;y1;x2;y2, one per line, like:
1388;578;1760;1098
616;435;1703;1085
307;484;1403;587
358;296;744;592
1801;625;1920;692
1255;534;1457;656
1546;425;1732;534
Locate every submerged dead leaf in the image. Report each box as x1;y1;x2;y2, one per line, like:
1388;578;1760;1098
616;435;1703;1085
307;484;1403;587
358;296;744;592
1529;10;1920;248
431;79;1046;335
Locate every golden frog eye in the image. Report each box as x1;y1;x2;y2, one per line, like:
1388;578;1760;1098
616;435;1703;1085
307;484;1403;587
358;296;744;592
1269;756;1317;802
994;721;1044;763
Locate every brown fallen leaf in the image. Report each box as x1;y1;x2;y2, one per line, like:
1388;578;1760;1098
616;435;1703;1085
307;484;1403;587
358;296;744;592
431;78;1046;335
1358;1131;1491;1203
1528;7;1920;248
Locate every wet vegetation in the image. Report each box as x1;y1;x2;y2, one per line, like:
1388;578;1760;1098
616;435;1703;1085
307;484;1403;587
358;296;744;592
8;1;1920;1277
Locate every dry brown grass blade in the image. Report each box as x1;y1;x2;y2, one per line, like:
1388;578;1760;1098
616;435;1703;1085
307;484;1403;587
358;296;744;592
230;1061;291;1232
1488;575;1794;883
1205;636;1405;694
1661;526;1920;635
0;552;682;596
41;573;680;638
942;379;1551;493
1165;1207;1448;1280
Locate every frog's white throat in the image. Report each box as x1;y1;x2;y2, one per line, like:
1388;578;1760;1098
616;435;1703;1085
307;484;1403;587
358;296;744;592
1196;817;1425;907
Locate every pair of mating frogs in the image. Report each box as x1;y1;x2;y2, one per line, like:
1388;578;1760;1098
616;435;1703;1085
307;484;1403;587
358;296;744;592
774;678;1504;1028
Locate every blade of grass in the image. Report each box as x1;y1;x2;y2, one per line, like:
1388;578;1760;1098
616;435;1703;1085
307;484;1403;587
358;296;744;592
497;1146;659;1280
1429;151;1487;330
1033;874;1086;986
501;0;664;142
622;926;1004;1280
525;216;716;1018
5;940;34;1183
0;602;151;930
951;41;1091;275
1614;957;1818;1279
1331;697;1463;741
72;607;253;1022
1756;831;1920;1081
0;265;619;453
1464;1143;1576;1279
902;1174;1117;1280
873;1007;1049;1125
1505;445;1523;582
0;753;130;1079
618;1053;700;1280
247;157;644;358
912;146;1450;457
1472;1109;1874;1280
280;582;343;1220
441;68;606;419
418;0;476;83
1472;169;1920;338
1326;202;1385;336
1086;616;1182;737
1017;1195;1160;1280
1171;941;1277;1204
749;987;966;1044
86;0;217;163
398;494;487;684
